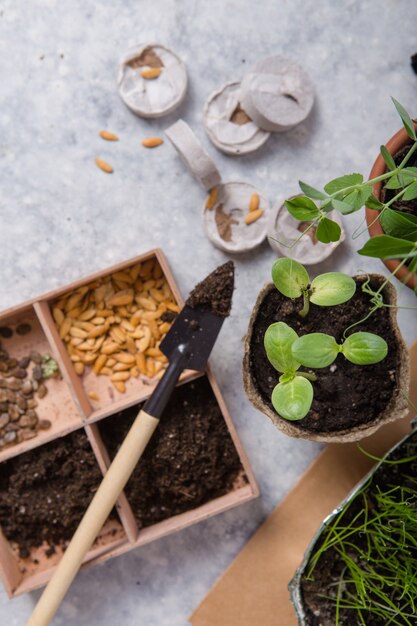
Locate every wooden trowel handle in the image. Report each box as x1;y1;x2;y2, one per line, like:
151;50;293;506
26;409;159;626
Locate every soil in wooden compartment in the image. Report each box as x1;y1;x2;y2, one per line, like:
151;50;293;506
99;376;246;528
0;430;117;558
249;276;399;433
300;430;417;626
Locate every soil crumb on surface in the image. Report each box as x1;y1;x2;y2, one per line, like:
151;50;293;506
0;430;116;558
186;261;235;317
99;376;245;528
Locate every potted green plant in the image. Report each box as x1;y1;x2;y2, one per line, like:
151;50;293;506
243;259;409;442
277;99;417;291
289;424;417;626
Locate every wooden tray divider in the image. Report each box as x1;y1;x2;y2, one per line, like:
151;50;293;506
0;529;22;597
84;423;139;543
33;300;93;418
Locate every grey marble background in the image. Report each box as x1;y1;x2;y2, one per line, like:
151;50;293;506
1;1;416;624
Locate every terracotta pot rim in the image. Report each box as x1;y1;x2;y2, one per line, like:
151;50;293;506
243;277;410;443
366;126;417;289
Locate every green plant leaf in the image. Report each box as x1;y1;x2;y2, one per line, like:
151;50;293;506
357;235;417;259
271;376;313;421
324;173;363;195
379;208;417;241
366;195;384;210
291;333;339;368
264;322;300;374
343;185;373;211
310;273;356;306
341;332;388;365
316;217;342;243
285;196;320;221
384;174;403;190
392;98;417;141
271;258;309;298
402;181;417;201
330;199;355;215
298;180;327;200
380;145;396;170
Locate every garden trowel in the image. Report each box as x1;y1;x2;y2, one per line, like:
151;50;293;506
27;261;235;626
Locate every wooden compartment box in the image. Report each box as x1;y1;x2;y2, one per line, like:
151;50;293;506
0;249;258;597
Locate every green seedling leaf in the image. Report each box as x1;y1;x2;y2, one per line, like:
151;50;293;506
298;180;327;200
271;258;309;298
264;322;300;374
316;217;342;243
402;180;417;201
292;333;339;368
380;208;417;241
392;97;417;141
357;235;417;259
366;195;384;210
342;332;388;365
330;199;355;215
324;173;363;195
310;272;356;306
285;196;320;221
271;376;313;421
384;174;403;190
342;185;373;211
380;144;396;170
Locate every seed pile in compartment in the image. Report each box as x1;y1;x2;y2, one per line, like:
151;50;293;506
0;310;82;460
0;428;123;569
99;375;247;528
51;258;180;405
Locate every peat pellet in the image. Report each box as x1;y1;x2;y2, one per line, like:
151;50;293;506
118;43;187;118
203;81;270;156
240;55;315;132
16;323;32;336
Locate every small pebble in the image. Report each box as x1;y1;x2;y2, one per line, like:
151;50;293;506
22;380;33;395
7;379;22;391
37;384;47;399
30;351;42;364
0;413;10;428
4;431;17;443
19;356;31;369
8;405;20;421
33;365;43;381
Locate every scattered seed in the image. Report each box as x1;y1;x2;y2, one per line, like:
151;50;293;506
95;158;113;173
88;391;99;401
206;187;219;210
245;209;264;225
249;193;260;212
99;130;119;141
141;67;162;79
142;137;164;148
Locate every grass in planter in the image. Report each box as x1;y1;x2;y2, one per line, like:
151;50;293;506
303;445;417;626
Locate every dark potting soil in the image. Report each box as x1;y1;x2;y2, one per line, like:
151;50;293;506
381;144;417;217
0;430;117;558
186;261;235;318
411;52;417;75
300;429;417;626
99;375;245;528
249;276;399;433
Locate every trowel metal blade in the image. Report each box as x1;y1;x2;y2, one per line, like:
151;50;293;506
159;305;224;371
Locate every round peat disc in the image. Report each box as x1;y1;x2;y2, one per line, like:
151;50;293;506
165;119;221;191
267;196;345;264
240;55;314;132
203;81;270;156
203;182;269;253
118;43;187;118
